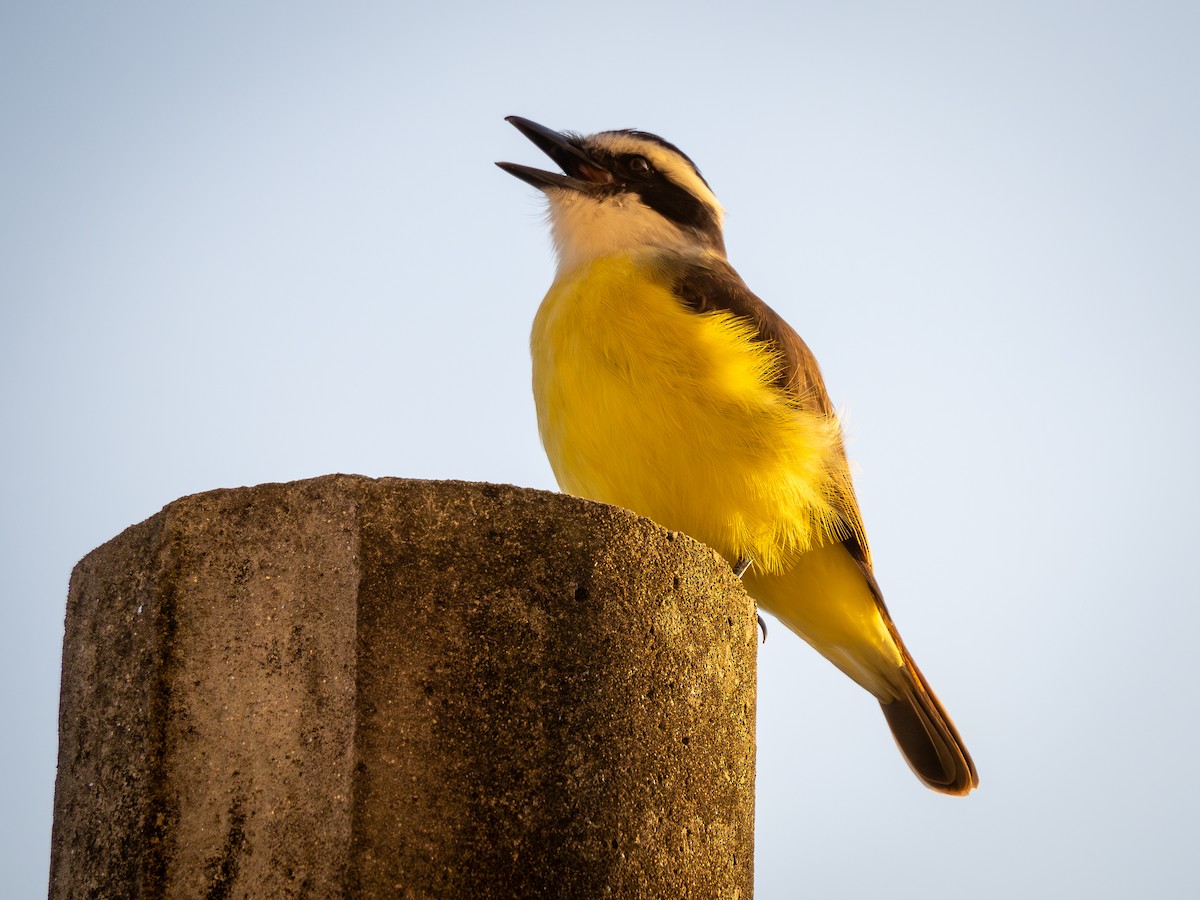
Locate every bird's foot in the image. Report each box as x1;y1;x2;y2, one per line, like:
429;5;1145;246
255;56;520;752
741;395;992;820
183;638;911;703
731;556;764;639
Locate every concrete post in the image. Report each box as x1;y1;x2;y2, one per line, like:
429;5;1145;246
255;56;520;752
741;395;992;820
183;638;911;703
50;476;756;898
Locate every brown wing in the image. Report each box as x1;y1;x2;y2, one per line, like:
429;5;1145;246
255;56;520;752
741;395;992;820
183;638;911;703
668;255;874;572
671;256;978;793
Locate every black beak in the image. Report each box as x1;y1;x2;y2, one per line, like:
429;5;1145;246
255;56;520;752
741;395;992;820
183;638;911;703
496;116;614;193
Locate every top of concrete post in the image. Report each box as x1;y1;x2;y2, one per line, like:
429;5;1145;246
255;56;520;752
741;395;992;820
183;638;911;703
51;475;757;898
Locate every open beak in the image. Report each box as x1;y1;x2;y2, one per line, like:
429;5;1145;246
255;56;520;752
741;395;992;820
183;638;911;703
496;116;614;193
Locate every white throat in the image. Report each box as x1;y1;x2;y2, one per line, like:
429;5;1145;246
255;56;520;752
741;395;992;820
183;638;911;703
546;190;714;275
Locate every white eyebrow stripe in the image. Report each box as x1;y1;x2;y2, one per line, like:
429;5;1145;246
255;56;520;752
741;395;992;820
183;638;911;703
590;132;725;225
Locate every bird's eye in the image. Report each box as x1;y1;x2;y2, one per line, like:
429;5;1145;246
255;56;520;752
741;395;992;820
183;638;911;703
627;155;652;175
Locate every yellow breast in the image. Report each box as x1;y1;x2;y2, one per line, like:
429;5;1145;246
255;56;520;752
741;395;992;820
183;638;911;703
531;253;848;573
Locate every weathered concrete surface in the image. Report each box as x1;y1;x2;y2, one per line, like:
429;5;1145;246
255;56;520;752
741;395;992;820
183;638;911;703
50;476;756;898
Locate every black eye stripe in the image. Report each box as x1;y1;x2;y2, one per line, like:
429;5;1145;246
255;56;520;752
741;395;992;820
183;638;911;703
637;178;714;232
586;137;725;253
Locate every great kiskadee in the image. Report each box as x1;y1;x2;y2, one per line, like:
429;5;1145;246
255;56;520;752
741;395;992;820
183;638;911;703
498;116;977;795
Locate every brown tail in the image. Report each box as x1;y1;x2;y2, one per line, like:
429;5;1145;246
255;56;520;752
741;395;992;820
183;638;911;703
743;542;978;794
879;652;978;796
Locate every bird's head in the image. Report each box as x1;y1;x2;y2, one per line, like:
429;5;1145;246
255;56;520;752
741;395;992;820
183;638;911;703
497;116;725;273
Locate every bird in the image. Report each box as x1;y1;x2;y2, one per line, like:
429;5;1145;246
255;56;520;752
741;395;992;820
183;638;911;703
497;116;978;796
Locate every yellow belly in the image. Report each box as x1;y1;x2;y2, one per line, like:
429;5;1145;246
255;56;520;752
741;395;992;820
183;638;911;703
531;253;848;574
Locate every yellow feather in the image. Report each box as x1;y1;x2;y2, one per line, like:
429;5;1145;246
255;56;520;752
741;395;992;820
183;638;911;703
744;543;903;698
532;252;849;575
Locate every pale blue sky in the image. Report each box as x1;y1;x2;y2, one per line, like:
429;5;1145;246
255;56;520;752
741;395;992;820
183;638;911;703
3;2;1198;896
